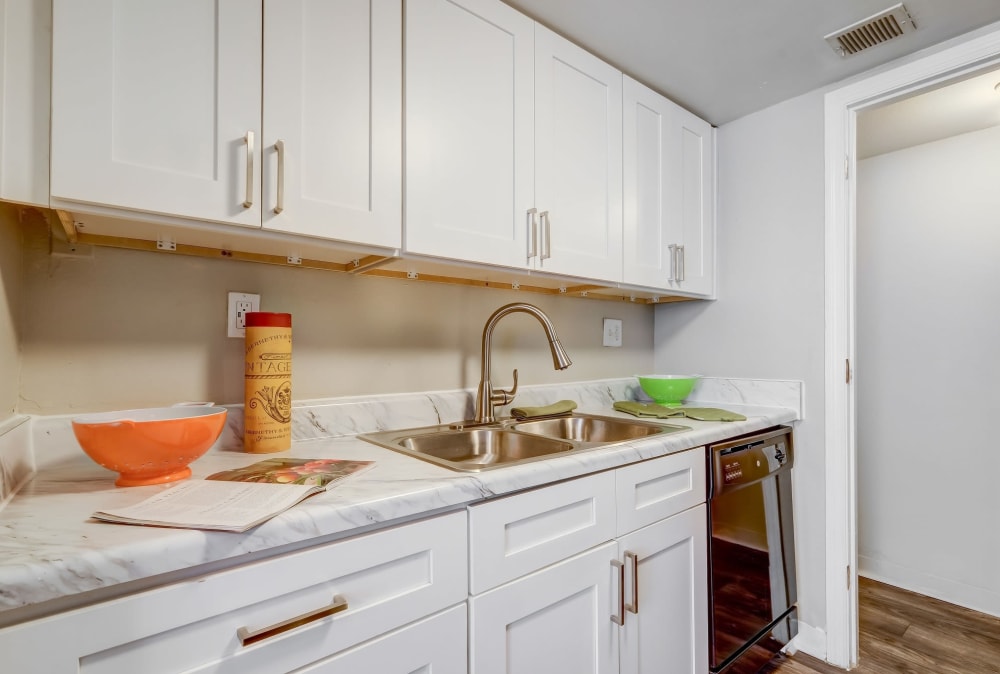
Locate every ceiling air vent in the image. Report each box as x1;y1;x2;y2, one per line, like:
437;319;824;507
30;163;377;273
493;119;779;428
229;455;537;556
825;3;916;57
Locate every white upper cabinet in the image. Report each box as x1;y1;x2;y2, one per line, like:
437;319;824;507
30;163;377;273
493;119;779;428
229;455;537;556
623;76;715;297
50;0;401;249
404;0;534;268
0;0;50;207
533;24;623;283
405;1;622;282
51;0;263;227
262;0;401;248
674;104;714;296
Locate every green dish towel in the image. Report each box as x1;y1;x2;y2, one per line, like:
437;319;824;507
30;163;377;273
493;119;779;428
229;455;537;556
510;400;578;420
613;401;746;422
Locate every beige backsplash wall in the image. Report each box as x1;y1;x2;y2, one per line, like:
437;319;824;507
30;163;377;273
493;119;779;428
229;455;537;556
15;215;657;415
0;205;23;419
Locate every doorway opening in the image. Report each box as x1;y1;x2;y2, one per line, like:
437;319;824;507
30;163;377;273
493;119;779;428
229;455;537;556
824;23;1000;670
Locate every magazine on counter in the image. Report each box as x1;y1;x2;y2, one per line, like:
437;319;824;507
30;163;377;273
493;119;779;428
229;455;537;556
91;458;375;533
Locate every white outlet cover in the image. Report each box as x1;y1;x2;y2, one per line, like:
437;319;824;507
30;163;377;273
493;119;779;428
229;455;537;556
227;292;261;338
603;318;622;347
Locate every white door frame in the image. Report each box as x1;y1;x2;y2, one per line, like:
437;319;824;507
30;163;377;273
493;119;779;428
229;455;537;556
823;24;1000;669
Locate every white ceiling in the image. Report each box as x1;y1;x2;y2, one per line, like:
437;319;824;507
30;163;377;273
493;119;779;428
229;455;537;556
504;0;1000;125
858;65;1000;158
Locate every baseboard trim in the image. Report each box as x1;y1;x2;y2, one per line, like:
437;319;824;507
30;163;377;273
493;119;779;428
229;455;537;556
859;556;1000;619
787;619;827;662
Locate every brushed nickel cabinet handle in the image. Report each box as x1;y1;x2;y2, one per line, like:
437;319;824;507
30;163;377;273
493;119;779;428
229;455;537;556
242;131;255;209
237;594;348;647
540;210;551;260
677;244;686;282
273;139;285;214
667;243;677;282
527;208;538;259
611;558;625;626
625;550;639;614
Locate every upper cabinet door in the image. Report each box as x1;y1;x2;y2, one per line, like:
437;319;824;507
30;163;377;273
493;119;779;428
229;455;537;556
262;0;401;248
674;105;715;296
0;0;50;207
50;0;262;227
533;25;622;284
404;0;534;268
623;76;673;290
623;76;715;297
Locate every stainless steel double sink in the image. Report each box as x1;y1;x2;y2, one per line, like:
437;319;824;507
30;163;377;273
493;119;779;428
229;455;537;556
359;413;690;472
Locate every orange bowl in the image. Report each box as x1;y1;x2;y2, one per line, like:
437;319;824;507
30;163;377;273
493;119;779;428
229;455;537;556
72;406;228;487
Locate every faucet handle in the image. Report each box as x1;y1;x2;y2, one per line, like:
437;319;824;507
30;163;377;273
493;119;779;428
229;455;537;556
491;368;519;406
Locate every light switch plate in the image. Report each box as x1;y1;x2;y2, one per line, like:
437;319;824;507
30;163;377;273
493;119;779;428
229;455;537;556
603;318;622;347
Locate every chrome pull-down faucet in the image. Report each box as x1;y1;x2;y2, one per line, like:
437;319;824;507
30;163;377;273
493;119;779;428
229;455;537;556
473;303;572;425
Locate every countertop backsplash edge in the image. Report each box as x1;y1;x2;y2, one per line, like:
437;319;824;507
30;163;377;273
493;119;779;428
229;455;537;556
27;377;802;464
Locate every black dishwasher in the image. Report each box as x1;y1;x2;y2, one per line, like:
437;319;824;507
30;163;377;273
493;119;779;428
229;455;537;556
707;426;797;674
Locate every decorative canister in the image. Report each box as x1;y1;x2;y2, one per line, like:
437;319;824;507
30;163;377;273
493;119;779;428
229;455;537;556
243;312;292;453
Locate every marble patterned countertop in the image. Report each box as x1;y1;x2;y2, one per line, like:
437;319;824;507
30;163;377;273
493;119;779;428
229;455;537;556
0;377;801;625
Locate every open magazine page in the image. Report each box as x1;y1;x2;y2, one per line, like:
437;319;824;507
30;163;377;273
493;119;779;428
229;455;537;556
92;481;317;532
92;458;375;532
206;458;374;487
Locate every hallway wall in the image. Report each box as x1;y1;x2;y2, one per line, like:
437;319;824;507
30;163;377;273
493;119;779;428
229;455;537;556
856;123;1000;617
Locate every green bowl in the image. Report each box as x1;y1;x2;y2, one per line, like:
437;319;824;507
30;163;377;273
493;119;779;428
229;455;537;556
636;375;700;407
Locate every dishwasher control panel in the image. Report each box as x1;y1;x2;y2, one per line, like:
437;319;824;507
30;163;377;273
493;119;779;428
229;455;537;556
709;426;793;496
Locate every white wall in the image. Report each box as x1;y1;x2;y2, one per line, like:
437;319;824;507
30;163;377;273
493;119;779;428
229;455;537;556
654;91;829;632
14;214;656;415
856;124;1000;616
0;204;21;420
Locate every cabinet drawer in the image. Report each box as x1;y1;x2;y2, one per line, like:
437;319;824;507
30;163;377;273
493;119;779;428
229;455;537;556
469;471;616;594
616;448;706;536
298;604;467;673
0;510;467;674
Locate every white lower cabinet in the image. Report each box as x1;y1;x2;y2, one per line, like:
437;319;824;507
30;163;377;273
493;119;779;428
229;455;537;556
470;542;620;674
618;505;708;674
0;510;467;674
0;450;710;674
468;449;709;674
297;604;467;673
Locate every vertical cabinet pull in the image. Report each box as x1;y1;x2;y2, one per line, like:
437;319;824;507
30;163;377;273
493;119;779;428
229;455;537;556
242;131;255;209
611;558;625;626
273;140;285;215
667;243;677;282
540;211;551;260
624;550;639;614
526;208;538;259
237;594;348;647
677;244;686;282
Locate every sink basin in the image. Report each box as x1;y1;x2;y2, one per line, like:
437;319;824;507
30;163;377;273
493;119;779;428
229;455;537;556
511;414;685;443
363;427;574;472
358;413;690;472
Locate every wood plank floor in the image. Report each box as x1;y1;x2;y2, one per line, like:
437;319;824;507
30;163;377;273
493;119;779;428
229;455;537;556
760;577;1000;673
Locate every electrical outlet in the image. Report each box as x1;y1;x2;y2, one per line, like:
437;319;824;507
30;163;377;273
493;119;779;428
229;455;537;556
603;318;622;347
228;292;261;338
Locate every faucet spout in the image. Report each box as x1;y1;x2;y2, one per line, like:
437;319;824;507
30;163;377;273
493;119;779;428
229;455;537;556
474;303;572;425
